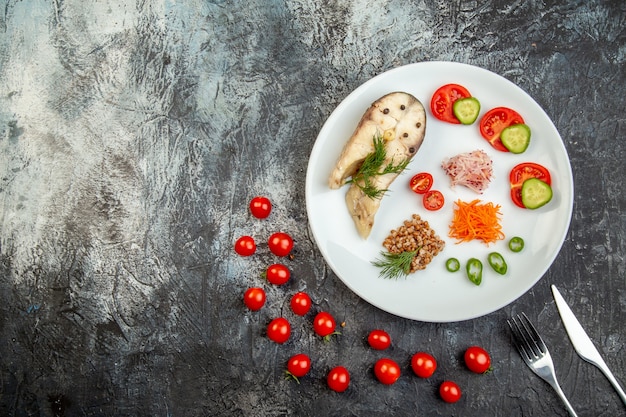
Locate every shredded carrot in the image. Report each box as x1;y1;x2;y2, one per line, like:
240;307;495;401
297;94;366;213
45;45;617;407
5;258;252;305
449;199;504;245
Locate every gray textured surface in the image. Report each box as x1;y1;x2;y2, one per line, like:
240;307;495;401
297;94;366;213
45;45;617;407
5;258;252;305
1;1;624;416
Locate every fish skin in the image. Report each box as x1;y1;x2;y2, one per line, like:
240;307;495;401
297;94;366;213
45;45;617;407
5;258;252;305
328;92;427;239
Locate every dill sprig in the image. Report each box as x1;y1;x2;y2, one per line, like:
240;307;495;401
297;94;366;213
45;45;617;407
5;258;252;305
346;135;410;199
372;249;418;279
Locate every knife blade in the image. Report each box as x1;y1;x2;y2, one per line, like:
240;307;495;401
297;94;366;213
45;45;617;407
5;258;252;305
551;285;626;405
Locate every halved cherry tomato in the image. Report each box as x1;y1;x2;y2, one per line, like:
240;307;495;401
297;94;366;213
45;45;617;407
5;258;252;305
234;235;256;256
430;84;472;124
250;196;272;218
265;263;290;285
367;329;391;350
267;317;291;344
243;287;266;311
290;291;312;316
327;366;350;392
268;232;293;257
286;353;311;381
410;172;433;194
464;346;492;374
374;358;401;385
509;162;552;208
411;352;437;378
439;380;462;403
479;107;525;152
423;190;444;211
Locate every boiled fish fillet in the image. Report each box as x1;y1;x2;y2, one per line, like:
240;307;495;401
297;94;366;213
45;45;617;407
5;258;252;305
328;92;427;239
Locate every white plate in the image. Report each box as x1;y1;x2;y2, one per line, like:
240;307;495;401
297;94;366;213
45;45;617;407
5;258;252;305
305;61;573;322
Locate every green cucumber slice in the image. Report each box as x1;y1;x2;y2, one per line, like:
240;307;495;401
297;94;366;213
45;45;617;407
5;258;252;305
452;97;481;125
521;178;552;209
501;123;531;153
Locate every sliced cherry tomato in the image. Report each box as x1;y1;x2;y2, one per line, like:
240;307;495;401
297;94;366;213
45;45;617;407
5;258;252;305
265;263;290;285
430;83;472;124
243;287;266;311
409;172;433;194
267;317;291;344
464;346;492;374
286;353;311;381
374;358;401;385
411;352;437;378
268;232;293;257
367;329;391;350
327;366;350;392
479;107;525;152
423;190;444;211
440;380;462;403
290;292;312;316
234;235;256;256
313;311;337;338
250;196;272;218
509;162;552;208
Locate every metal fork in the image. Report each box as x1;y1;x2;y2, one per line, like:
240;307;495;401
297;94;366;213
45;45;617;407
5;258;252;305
508;313;578;417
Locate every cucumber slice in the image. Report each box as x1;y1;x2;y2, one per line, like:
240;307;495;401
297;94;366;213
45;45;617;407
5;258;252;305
521;178;552;209
452;97;481;125
501;123;531;153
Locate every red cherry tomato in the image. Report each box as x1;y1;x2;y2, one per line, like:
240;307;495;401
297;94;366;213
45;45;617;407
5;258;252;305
286;353;311;380
464;346;492;374
265;263;290;285
243;287;266;311
267;317;291;344
409;172;433;194
290;292;312;316
509;162;552;208
423;190;444;211
479;107;525;152
250;196;272;218
430;84;472;124
313;311;337;338
374;358;401;385
439;380;462;403
327;366;350;392
234;235;256;256
367;329;391;350
411;352;437;378
268;232;293;257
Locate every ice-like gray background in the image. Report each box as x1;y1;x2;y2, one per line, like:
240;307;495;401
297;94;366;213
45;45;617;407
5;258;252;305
1;1;624;416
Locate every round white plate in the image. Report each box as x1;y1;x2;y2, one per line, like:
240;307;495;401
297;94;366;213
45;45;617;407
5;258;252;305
305;61;573;322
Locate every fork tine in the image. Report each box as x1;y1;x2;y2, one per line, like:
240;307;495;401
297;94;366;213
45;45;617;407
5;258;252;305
508;315;533;361
520;312;548;354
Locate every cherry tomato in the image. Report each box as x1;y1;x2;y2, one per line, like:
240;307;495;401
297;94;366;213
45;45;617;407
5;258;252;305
509;162;552;208
243;287;266;311
411;352;437;378
267;317;291;344
234;235;256;256
439;380;462;403
286;353;311;381
268;232;293;257
479;107;525;152
430;83;472;124
250;196;272;218
409;172;433;194
367;329;391;350
327;366;350;392
265;263;290;285
464;346;492;374
313;311;337;338
374;358;401;385
290;291;312;316
423;190;444;211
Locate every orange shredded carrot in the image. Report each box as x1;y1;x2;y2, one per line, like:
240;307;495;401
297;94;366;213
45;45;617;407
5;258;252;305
448;199;504;245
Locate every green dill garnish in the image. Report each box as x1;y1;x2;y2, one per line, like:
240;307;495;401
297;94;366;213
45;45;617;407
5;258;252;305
372;249;418;279
346;134;410;199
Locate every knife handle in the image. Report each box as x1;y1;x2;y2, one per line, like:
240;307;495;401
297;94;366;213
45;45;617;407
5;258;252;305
598;364;626;406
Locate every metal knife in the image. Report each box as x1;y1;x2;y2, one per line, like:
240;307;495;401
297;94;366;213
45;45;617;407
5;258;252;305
551;285;626;405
